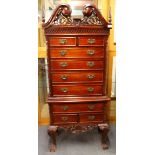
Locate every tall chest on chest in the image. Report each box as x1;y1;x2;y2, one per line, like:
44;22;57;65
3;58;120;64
43;4;112;152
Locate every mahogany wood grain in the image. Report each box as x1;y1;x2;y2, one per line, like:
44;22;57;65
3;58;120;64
52;84;103;96
50;60;104;70
53;114;78;124
51;71;103;83
49;37;76;46
78;36;107;46
79;113;104;123
43;4;111;151
52;103;104;113
49;48;105;58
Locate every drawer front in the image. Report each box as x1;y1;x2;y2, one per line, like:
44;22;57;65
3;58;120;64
49;37;76;46
79;113;104;123
53;103;104;113
50;60;104;70
78;36;106;46
53;114;78;124
49;48;104;58
52;85;103;96
51;71;103;83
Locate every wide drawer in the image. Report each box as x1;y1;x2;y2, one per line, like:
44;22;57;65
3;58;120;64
79;113;104;123
53;103;104;113
50;60;104;70
52;84;103;96
51;71;103;83
49;48;105;58
53;114;78;124
78;36;106;46
49;37;76;46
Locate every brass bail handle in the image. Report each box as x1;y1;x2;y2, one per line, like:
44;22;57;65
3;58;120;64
60;62;68;67
62;105;69;111
61;116;68;121
88;39;95;44
88;115;95;120
59;39;67;45
87;74;95;79
61;88;68;93
88;105;95;110
87;50;95;56
87;87;94;92
61;75;68;80
60;50;67;56
87;61;95;67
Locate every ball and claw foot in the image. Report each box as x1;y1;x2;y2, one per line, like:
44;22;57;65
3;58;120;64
98;123;110;150
48;126;58;152
102;138;109;150
50;144;56;152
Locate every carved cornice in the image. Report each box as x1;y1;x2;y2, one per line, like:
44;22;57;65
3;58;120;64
44;26;109;35
43;4;110;30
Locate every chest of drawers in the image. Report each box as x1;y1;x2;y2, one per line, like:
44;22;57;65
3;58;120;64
43;4;112;152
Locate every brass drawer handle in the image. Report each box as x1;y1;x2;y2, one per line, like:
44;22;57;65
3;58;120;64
60;50;67;56
61;116;68;121
59;39;67;45
87;74;95;80
88;105;95;110
87;87;94;92
61;75;68;80
88;115;95;120
60;88;68;93
87;61;95;67
87;50;95;56
60;62;68;67
88;39;95;44
62;105;69;111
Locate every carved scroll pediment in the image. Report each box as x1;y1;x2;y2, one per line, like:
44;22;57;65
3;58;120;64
80;4;103;25
43;4;110;28
43;4;73;28
51;4;73;25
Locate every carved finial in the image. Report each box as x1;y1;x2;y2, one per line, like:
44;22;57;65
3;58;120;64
42;0;45;23
107;6;112;29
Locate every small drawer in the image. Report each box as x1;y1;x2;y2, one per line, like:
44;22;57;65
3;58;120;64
78;36;106;46
52;85;103;96
50;60;104;70
51;71;103;83
53;103;104;113
53;114;78;124
49;37;76;46
79;113;104;123
49;48;105;58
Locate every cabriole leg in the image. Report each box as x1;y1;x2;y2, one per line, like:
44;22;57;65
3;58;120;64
98;123;110;150
48;126;58;152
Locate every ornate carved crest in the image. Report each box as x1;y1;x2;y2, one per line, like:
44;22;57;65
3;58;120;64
42;4;73;28
42;4;111;35
43;4;111;28
81;4;103;25
59;124;98;134
51;5;73;25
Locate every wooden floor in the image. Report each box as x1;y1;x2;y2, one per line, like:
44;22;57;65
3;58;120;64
38;124;116;155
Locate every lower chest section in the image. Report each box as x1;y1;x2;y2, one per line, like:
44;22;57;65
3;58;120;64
49;102;107;125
